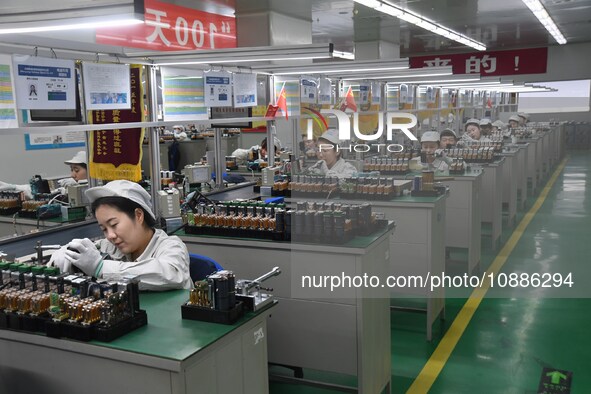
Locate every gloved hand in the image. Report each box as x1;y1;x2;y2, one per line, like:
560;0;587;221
0;181;13;191
65;238;102;277
46;245;74;274
58;178;77;187
13;184;33;199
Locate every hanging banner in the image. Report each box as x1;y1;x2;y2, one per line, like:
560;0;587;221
161;67;207;121
233;73;257;108
410;47;547;76
318;78;331;105
89;66;144;182
204;70;232;107
82;62;131;110
300;76;318;104
96;0;236;51
12;55;76;110
0;55;17;128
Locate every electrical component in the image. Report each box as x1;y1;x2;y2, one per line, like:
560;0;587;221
158;189;181;218
184;164;211;184
67;183;89;207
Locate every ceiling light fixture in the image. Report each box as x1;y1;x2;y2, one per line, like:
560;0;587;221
354;0;486;51
521;0;567;44
0;18;143;35
250;58;409;75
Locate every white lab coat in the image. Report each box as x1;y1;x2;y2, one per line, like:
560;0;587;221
308;158;358;178
99;229;193;291
232;145;260;164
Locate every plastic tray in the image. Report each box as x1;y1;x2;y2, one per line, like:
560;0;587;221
181;301;244;325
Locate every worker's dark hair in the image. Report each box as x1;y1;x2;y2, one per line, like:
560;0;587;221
260;138;280;151
91;196;156;228
78;163;87;170
317;137;341;158
440;130;457;139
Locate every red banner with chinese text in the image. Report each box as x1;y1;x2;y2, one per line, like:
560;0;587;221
89;66;144;182
410;47;547;76
95;0;236;51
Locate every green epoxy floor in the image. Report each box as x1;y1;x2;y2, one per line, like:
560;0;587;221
270;152;591;394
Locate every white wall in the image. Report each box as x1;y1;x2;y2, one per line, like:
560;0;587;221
0;134;82;184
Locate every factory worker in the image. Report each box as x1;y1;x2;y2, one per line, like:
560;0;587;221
492;120;510;138
440;128;459;148
231;136;282;164
48;180;192;291
172;125;188;141
508;115;521;129
479;118;493;137
306;129;358;178
410;131;452;172
518;112;529;126
460;118;481;144
0;150;87;199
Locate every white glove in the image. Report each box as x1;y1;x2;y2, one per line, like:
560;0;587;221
58;178;77;187
46;245;74;274
65;238;103;277
0;181;14;191
13;184;33;199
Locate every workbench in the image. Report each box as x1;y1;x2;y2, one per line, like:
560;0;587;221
0;290;275;394
474;157;505;251
500;149;519;227
179;224;394;393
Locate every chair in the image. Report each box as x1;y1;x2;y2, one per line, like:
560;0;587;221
189;253;224;282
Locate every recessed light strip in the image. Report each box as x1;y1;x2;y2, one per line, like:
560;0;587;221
522;0;567;44
354;0;486;51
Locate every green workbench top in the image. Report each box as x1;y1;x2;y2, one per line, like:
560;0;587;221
93;289;274;361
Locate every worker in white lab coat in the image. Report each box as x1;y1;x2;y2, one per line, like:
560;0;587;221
306;128;358;178
48;180;192;290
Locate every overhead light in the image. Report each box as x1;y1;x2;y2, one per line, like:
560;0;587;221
522;0;566;44
251;58;409;75
140;44;336;66
354;0;486;51
341;66;452;80
333;50;355;60
0;0;144;35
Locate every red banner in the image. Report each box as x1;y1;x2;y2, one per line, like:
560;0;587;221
410;47;547;76
96;0;236;51
90;66;144;181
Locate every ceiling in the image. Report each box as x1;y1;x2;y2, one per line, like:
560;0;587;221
311;0;591;55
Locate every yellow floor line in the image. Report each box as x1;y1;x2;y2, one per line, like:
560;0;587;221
407;157;569;394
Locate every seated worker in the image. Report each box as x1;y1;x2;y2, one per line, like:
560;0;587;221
300;134;318;159
48;180;192;291
479;118;493;138
492;120;510;138
440;128;459;148
232;136;282;165
306;129;358;178
410;131;453;172
461;118;491;143
518;112;530;126
508;115;521;130
0;150;87;199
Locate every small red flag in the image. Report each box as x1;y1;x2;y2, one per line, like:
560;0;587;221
340;86;358;112
275;84;288;120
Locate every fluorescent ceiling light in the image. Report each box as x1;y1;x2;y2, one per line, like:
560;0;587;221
342;67;452;80
354;0;486;51
0;18;143;34
522;0;567;44
333;50;355;60
251;58;409;75
0;0;145;35
142;44;336;66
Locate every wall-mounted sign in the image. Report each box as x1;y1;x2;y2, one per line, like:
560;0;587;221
82;62;131;110
96;0;236;51
12;55;76;110
318;78;331;105
233;73;257;108
410;47;547;76
300;76;318;104
204;70;232;107
161;67;207;121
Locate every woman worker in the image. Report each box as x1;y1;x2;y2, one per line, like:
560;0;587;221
0;150;87;199
306;129;358;178
461;118;491;143
410;131;453;172
231;136;282;164
48;180;192;291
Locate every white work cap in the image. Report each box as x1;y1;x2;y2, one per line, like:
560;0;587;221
492;120;505;128
517;112;529;120
64;151;87;165
318;128;340;145
85;180;155;220
479;118;492;126
509;115;521;123
173;125;185;131
421;131;441;143
465;118;480;128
